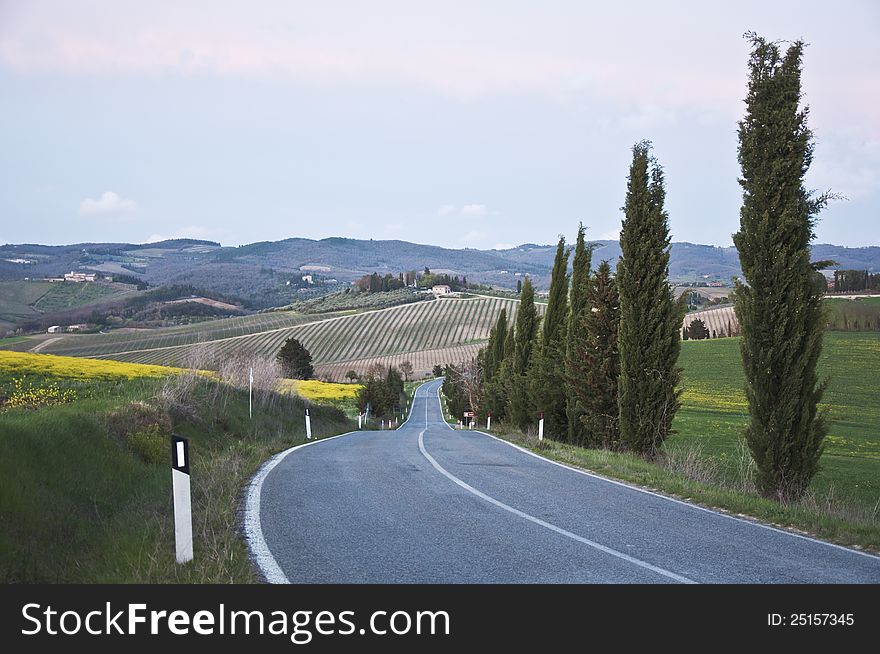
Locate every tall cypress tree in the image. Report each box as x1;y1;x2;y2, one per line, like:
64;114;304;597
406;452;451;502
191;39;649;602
481;309;508;422
617;141;683;459
565;223;594;443
490;309;507;378
733;34;829;502
530;237;570;439
508;276;539;431
569;260;620;449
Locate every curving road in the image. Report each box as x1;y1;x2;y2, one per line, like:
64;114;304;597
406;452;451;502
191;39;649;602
247;379;880;583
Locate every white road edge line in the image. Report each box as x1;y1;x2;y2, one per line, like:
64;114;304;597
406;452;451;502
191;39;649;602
245;380;433;583
433;384;880;562
417;425;695;584
245;430;361;584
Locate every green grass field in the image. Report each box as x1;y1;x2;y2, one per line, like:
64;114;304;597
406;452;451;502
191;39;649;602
32;281;135;312
673;332;880;508
0;280;138;328
0;280;53;324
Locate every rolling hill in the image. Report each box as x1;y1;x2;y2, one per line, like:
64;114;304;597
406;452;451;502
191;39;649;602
4;237;878;311
28;295;543;380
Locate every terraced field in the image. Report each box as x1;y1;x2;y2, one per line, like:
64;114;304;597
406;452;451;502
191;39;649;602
40;296;538;380
316;344;486;381
36;310;350;357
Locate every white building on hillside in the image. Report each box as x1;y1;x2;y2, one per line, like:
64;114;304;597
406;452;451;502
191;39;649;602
64;271;97;282
432;284;452;296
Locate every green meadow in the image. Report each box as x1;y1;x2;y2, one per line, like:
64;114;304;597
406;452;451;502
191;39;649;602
673;332;880;508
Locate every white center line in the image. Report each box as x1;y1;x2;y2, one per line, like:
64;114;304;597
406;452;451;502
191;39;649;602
417;427;696;584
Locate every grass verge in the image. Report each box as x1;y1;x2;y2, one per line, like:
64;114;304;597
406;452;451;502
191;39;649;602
1;359;353;582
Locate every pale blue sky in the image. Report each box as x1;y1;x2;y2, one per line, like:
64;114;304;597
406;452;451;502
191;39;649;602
1;1;878;249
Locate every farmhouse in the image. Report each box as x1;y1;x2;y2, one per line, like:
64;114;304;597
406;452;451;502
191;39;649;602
47;326;61;333
432;285;452;296
63;271;97;282
67;324;88;332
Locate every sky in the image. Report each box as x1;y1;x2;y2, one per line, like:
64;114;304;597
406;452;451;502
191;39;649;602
1;1;878;250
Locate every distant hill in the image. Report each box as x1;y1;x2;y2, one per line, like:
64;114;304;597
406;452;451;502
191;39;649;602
494;241;880;283
2;237;878;306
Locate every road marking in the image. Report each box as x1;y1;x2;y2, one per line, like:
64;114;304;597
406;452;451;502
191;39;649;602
417;427;696;584
432;385;880;563
246;379;432;583
245;429;368;584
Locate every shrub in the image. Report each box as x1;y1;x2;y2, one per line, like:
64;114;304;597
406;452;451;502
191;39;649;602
105;401;172;458
127;425;169;464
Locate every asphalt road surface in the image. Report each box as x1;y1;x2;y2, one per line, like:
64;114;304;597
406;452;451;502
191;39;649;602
249;379;880;583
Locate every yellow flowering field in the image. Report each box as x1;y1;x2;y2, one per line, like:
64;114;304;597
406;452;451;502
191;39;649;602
280;379;362;402
0;350;183;381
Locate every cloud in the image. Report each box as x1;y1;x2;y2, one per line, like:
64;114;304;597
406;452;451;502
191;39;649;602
461;204;488;216
618;104;678;130
437;204;491;217
78;191;137;216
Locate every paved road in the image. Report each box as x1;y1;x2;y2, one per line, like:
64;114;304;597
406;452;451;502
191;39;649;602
250;379;880;583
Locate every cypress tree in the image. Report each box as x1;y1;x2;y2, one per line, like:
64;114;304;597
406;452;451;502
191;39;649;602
481;309;508;422
617;141;683;459
513;277;539;375
733;34;830;502
530;237;570;439
569;260;620;449
508;276;539;431
490;309;507;379
565;222;594;443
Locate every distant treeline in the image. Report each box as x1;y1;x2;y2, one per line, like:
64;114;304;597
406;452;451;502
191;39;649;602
355;272;413;293
109;273;149;289
831;269;880;293
354;268;487;294
275;287;431;315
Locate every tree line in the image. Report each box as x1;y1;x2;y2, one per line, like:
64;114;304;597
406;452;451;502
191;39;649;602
444;33;830;503
354;268;484;294
448;139;683;457
832;269;880;293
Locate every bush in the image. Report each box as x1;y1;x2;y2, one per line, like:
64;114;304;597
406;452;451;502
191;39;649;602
105;400;172;457
127;425;169;464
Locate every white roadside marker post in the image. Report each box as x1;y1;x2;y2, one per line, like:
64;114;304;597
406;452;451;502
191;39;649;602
248;366;253;420
487;411;491;431
305;407;312;440
358;413;363;429
538;411;544;442
171;435;193;564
